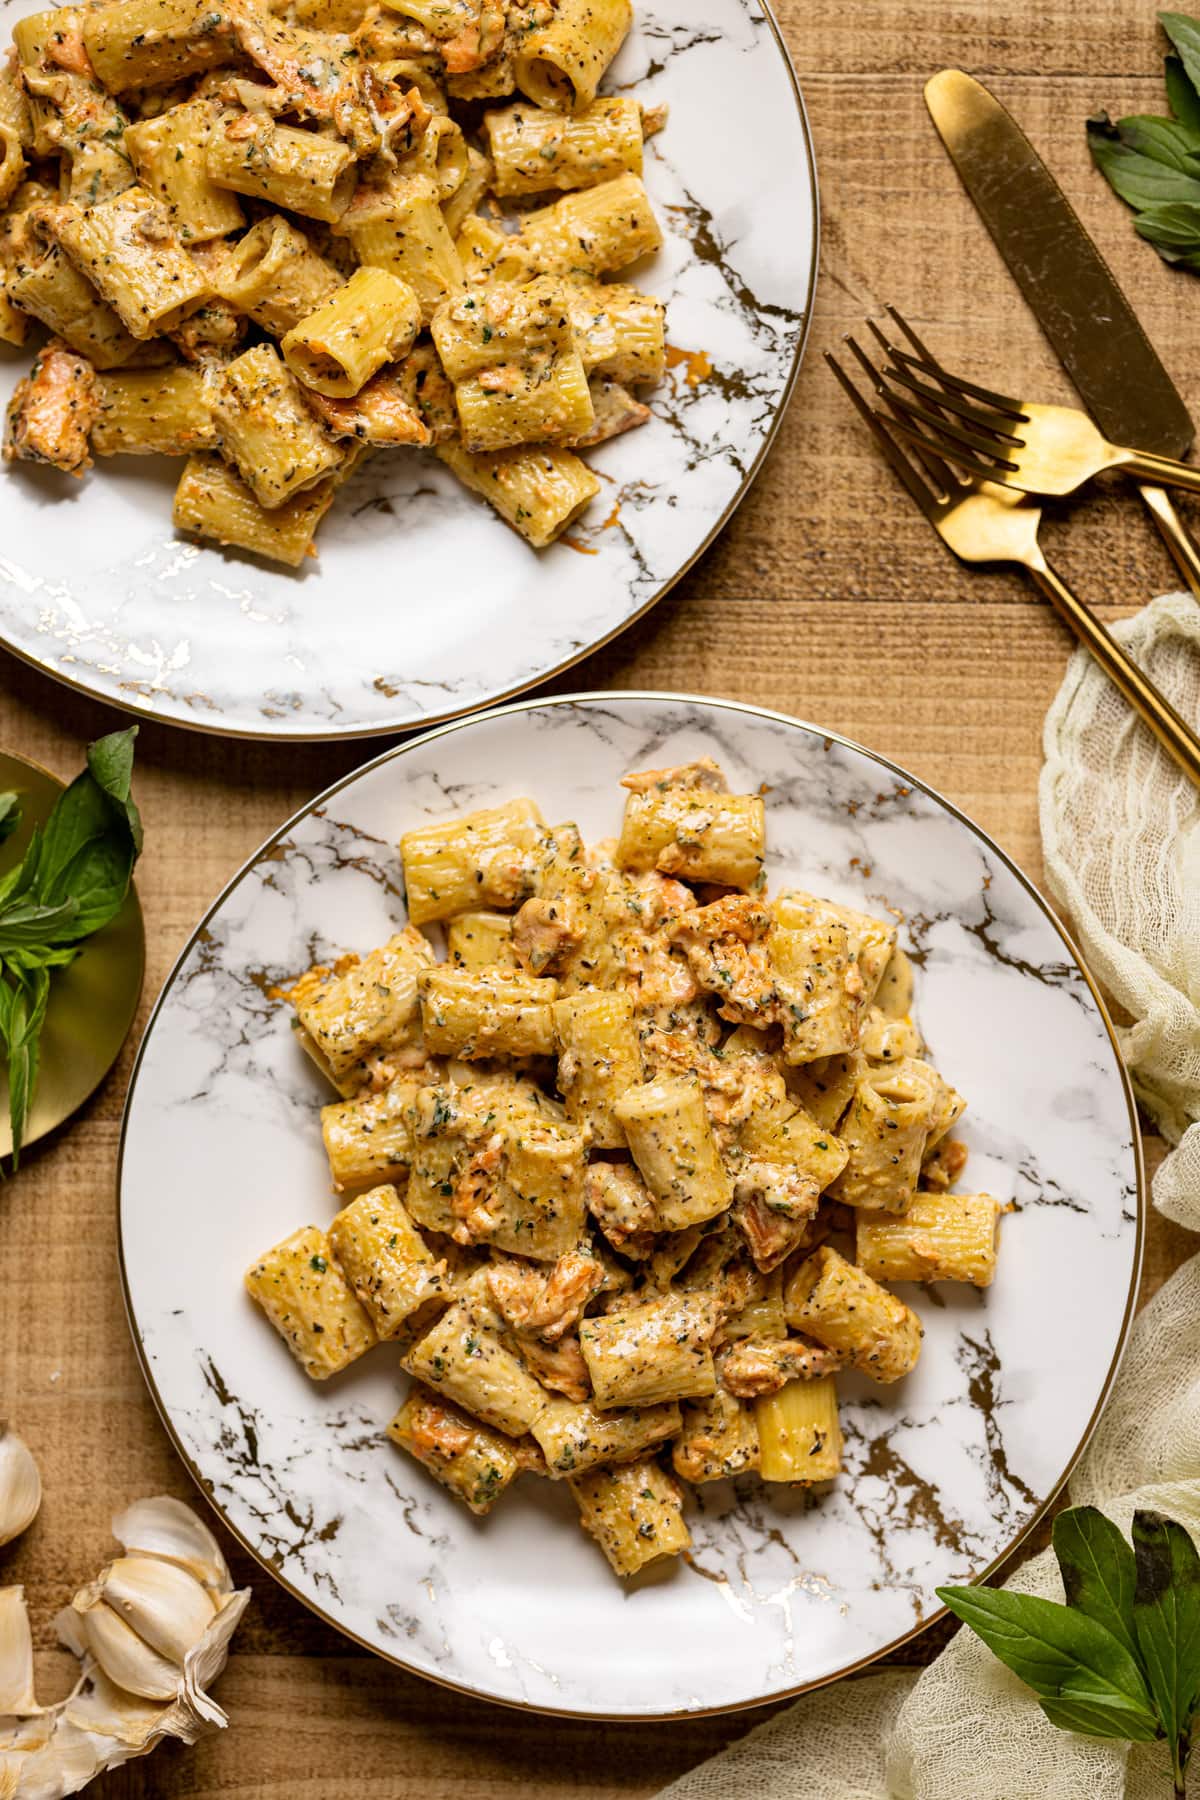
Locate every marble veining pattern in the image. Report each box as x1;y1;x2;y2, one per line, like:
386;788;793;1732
119;698;1141;1715
0;0;814;740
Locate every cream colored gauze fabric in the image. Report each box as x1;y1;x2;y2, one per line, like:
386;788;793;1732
657;594;1200;1800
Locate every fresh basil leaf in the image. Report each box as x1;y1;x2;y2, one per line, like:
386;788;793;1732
86;727;142;855
1088;117;1200;208
1118;112;1200;165
0;794;20;847
1135;200;1200;249
1053;1506;1140;1664
1039;1693;1162;1741
1;944;78;975
2;964;50;1168
0;898;80;950
936;1587;1158;1724
0;824;41;912
34;771;114;906
43;836;132;941
1166;53;1200;131
1161;11;1200;98
1132;1510;1200;1750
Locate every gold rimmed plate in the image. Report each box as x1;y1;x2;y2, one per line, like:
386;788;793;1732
117;694;1142;1718
0;751;144;1158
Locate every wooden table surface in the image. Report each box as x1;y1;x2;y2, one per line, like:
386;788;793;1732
2;1;1195;1792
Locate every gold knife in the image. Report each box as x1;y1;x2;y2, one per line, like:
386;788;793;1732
926;68;1200;598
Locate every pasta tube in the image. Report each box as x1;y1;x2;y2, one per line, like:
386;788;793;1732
404;1301;548;1436
83;0;240;90
52;187;210;338
531;1396;681;1477
672;1387;759;1483
172;452;337;568
320;1079;420;1191
436;442;600;545
214;343;344;508
282;266;421;397
514;0;632;113
828;1060;942;1214
400;796;545;924
855;1192;1004;1288
565;278;665;385
347;172;464;323
784;1246;922;1383
418;966;557;1059
213;215;343;336
291;928;432;1093
244;1224;377;1380
570;1457;690;1577
8;246;144;369
579;1291;718;1409
123;99;244;243
516;172;662;277
446;910;518;971
206;113;356;224
484;97;643;195
552;989;642;1148
387;1386;522;1515
327;1184;444;1336
93;366;217;456
616;769;765;888
755;1375;842;1483
613;1077;733;1231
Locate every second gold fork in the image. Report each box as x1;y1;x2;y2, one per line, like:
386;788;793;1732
829;312;1200;789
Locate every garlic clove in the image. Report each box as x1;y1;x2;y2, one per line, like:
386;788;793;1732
78;1603;181;1703
98;1557;216;1666
110;1499;230;1595
0;1590;39;1717
0;1431;40;1550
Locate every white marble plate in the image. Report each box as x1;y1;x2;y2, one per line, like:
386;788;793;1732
118;695;1143;1717
0;2;815;741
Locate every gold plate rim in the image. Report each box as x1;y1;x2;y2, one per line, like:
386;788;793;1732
0;0;820;745
0;747;145;1158
115;690;1146;1722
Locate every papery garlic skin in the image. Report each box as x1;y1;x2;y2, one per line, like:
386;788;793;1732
0;1431;41;1549
78;1604;182;1703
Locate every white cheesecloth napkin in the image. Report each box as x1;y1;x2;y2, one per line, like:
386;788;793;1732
658;593;1200;1800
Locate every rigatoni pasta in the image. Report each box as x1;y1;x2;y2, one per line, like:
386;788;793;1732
2;0;669;559
245;752;1003;1581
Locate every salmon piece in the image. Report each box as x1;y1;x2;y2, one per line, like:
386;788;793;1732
303;369;433;446
721;1337;845;1400
516;1332;590;1401
4;340;98;475
563;377;650;449
487;1249;602;1342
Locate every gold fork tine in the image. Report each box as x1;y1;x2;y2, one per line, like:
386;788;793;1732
884;307;1029;420
882;384;1020;467
887;414;1005;485
824;349;946;512
843;332;964;493
880;364;1024;449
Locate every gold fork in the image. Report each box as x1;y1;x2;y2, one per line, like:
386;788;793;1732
873;330;1200;503
828;312;1200;788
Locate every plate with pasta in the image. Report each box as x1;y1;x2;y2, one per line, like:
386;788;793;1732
0;0;814;739
117;694;1143;1715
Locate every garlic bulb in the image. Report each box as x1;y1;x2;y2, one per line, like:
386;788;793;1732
0;1430;40;1548
0;1496;250;1798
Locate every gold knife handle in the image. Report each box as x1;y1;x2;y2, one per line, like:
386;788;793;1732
1024;546;1200;789
1137;482;1200;601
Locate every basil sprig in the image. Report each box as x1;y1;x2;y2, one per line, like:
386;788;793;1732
1088;12;1200;269
940;1506;1200;1795
0;729;142;1166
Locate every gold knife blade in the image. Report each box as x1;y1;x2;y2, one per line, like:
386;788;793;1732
925;68;1200;593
